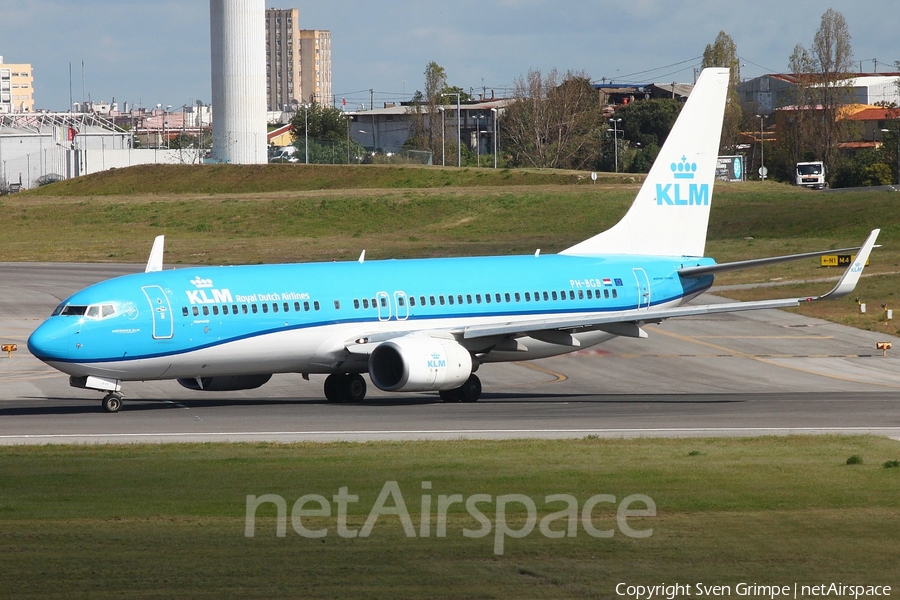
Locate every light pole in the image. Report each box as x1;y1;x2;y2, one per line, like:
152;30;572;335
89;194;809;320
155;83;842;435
165;105;172;149
304;104;309;164
438;107;446;166
881;128;900;185
608;118;622;173
441;92;461;167
756;114;766;181
155;103;162;149
490;107;498;169
473;114;484;167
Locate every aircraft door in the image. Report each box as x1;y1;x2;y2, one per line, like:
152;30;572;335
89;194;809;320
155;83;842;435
376;291;391;322
394;291;409;321
141;285;174;339
632;268;651;310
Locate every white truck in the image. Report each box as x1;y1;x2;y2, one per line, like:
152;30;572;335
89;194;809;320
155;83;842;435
795;161;826;189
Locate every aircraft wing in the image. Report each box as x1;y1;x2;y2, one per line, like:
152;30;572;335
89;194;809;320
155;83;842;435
458;228;880;341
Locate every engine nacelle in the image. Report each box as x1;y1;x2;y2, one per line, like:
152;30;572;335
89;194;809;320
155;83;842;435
177;374;272;392
369;338;472;392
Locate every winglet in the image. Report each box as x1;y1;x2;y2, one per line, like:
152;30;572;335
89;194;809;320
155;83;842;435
812;229;879;301
145;235;165;273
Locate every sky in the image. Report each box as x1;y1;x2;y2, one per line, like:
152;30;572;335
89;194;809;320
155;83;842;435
1;0;897;112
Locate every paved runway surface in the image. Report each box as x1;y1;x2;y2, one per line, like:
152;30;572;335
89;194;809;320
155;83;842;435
2;262;899;444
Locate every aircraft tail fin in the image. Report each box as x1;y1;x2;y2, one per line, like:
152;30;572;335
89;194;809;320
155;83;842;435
561;67;730;258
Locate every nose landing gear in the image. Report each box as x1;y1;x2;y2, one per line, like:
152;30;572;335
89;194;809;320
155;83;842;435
101;392;124;413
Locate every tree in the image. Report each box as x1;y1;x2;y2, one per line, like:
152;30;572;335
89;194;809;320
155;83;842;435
501;68;604;170
290;103;349;143
809;9;855;170
701;31;742;152
610;98;682;173
404;61;475;161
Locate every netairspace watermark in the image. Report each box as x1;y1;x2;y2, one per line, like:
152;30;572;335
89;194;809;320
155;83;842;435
244;480;656;555
616;582;892;600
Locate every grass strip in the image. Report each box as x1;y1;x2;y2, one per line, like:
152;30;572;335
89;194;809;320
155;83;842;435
1;436;899;598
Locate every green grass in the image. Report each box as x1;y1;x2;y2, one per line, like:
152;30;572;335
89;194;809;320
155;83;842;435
18;163;630;196
1;436;899;598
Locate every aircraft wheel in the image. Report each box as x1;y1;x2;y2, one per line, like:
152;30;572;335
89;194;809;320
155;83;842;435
324;374;344;402
102;392;123;413
458;375;482;403
346;374;367;402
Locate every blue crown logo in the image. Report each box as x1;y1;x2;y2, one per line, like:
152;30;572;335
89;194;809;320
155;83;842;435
671;156;697;179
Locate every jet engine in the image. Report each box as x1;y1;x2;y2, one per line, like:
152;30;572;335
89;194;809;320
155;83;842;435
176;374;272;392
369;337;472;392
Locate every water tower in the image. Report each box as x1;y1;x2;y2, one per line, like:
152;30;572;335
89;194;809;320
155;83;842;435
209;0;266;164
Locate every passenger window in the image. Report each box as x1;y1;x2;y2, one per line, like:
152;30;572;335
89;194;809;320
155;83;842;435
430;296;436;306
212;305;219;315
398;297;405;307
439;296;445;305
524;292;530;302
202;306;210;316
182;307;189;317
420;296;426;306
284;302;290;312
262;304;269;313
223;305;229;315
612;289;618;299
515;292;521;302
476;294;482;304
354;299;360;309
543;292;549;301
243;305;249;314
448;295;454;305
604;289;610;299
252;304;258;314
409;297;416;307
294;302;301;312
192;306;199;316
552;291;558;301
334;300;341;310
314;301;320;311
504;293;511;303
485;294;491;303
380;297;387;308
587;290;593;299
272;303;278;313
233;304;239;314
304;302;310;311
578;290;584;300
569;291;575;300
466;295;472;304
363;298;369;309
457;295;463;305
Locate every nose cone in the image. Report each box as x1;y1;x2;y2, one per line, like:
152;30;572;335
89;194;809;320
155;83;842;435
27;319;71;362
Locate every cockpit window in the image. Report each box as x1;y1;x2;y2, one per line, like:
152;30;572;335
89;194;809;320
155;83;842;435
56;304;117;319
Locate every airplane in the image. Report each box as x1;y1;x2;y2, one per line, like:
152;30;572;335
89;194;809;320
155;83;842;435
27;68;880;413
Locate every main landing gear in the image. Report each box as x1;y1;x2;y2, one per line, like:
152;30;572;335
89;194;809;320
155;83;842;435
101;392;124;413
324;373;367;403
439;374;482;403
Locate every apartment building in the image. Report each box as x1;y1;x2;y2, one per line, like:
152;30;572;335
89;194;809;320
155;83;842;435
265;8;332;109
298;29;331;105
0;57;34;113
